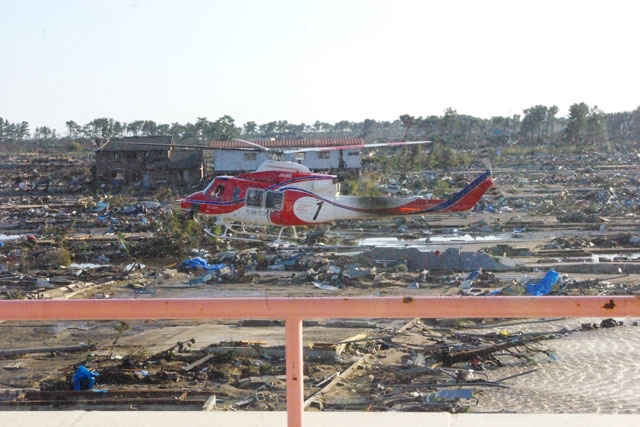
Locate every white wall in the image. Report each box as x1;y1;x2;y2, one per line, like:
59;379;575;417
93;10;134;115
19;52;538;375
343;150;361;168
214;149;361;172
213;150;270;172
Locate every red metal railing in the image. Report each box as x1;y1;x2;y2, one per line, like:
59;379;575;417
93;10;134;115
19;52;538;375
2;296;640;426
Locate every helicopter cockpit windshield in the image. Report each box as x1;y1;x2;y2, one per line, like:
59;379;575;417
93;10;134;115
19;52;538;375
204;178;228;200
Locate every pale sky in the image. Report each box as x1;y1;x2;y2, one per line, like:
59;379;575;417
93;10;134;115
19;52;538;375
1;0;640;132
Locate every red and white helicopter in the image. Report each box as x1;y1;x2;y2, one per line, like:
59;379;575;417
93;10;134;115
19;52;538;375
173;139;494;242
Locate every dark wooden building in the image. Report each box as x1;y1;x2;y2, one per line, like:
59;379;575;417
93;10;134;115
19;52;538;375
95;136;204;187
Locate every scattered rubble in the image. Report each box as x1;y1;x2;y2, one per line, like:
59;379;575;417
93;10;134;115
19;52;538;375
1;317;575;412
357;247;511;272
3;150;640;413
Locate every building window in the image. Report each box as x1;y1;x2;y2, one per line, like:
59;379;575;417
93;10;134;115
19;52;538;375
317;151;330;159
126;152;138;161
244;152;257;161
265;191;283;210
246;188;264;207
347;151;359;156
295;153;305;162
114;153;120;162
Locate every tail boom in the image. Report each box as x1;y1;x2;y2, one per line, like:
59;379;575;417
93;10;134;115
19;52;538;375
281;170;493;225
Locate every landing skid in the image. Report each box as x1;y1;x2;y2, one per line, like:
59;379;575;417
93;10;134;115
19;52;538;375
204;224;303;245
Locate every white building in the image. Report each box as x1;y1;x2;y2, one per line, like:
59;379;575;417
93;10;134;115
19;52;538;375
208;138;363;177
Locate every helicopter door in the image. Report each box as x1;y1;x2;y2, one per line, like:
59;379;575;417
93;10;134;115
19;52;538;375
245;188;270;223
246;188;264;207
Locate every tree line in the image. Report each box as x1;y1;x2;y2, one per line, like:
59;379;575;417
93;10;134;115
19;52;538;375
1;102;638;150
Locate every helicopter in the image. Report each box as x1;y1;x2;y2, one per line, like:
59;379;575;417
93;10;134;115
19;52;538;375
172;139;494;242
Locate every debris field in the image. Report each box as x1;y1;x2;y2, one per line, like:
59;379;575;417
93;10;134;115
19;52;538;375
2;151;640;412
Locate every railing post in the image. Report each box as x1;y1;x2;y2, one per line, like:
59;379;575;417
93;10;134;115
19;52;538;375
285;316;304;427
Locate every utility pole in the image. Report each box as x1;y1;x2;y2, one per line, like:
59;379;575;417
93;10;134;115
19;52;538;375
507;109;512;144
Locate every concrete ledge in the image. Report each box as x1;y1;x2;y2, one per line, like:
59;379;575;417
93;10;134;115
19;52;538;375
2;411;638;427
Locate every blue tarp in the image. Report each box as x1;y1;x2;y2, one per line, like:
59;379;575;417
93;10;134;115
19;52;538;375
93;202;109;213
72;365;99;390
526;270;560;296
466;270;481;281
270;253;302;270
182;257;227;271
188;271;216;286
122;206;138;215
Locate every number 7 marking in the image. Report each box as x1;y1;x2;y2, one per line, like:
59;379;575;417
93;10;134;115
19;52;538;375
313;201;324;220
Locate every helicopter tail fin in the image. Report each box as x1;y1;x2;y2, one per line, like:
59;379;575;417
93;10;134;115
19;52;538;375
441;169;493;212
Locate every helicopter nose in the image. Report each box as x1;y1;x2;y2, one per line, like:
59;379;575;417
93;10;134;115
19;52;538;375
180;192;198;210
181;192;204;211
180;198;191;210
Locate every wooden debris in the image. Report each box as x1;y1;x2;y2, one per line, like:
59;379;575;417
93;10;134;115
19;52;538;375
182;354;214;372
0;343;91;357
202;394;217;411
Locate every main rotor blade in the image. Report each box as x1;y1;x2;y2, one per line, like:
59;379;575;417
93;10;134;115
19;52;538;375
98;141;259;151
282;140;432;154
232;138;270;151
98;139;431;154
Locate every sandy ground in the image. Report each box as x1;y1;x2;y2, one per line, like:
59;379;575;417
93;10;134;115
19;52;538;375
470;318;640;413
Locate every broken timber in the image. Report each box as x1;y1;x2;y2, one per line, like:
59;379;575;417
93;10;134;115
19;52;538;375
437;335;547;366
303;355;372;409
0;343;91;357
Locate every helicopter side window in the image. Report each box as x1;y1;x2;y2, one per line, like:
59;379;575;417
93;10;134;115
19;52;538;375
265;191;283;210
246;188;264;207
232;187;241;203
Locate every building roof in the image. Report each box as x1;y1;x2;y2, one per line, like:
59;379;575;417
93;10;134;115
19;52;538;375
96;136;173;152
207;138;364;150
